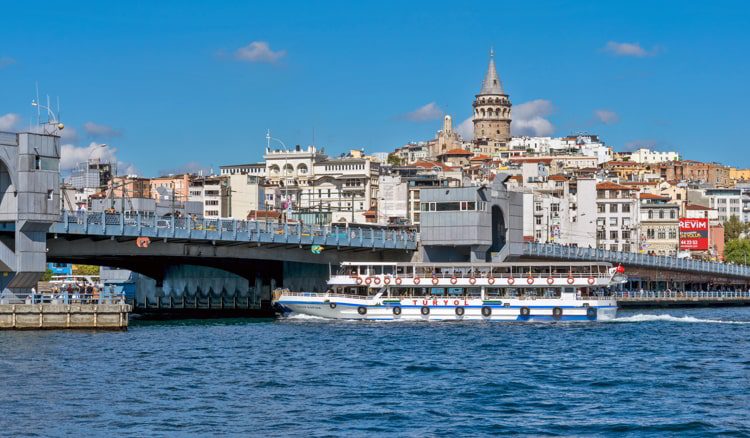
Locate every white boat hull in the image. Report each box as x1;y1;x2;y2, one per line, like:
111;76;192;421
276;294;617;322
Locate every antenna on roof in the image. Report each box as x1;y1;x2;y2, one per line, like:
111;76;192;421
30;83;64;135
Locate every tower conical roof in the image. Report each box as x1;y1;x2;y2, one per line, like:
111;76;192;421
479;48;504;95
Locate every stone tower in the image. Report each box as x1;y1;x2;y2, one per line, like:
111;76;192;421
472;49;512;151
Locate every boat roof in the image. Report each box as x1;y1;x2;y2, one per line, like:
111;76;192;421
340;261;613;267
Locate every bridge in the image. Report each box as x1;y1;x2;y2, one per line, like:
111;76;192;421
1;130;749;315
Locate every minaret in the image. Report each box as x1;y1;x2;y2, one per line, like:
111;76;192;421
472;48;512;150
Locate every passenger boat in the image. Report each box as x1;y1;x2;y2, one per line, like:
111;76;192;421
273;261;625;321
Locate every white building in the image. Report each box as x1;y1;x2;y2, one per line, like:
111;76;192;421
227;174;265;220
704;188;742;222
629;148;680;164
377;175;408;225
595;182;640;252
188;176;229;219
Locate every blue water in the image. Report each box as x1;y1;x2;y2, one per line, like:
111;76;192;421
1;308;749;437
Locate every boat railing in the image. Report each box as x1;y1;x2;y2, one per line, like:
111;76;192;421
276;291;616;301
335;272;613;280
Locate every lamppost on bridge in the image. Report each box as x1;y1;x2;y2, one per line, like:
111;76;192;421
266;130;293;220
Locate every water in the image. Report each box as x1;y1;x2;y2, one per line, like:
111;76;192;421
1;308;749;437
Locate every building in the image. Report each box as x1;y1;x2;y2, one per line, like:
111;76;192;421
595;182;639;252
67;159;113;190
430;115;462;158
629;148;680;164
472;49;512;154
110;176;151;199
639;193;679;256
376;175;408;225
149;174;191;204
188;176;230;219
227;174;265;220
651;161;730;187
704;188;742;223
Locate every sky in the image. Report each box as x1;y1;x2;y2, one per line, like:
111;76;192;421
1;0;749;176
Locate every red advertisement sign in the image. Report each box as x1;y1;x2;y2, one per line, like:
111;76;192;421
679;218;709;250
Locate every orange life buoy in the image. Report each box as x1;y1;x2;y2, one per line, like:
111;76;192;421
527;276;534;285
587;276;595;285
356;277;363;285
567;276;575;285
450;276;458;285
469;277;477;285
547;277;554;285
395;277;402;285
384;276;391;285
432;276;439;285
414;276;421;285
365;277;372;285
373;277;381;285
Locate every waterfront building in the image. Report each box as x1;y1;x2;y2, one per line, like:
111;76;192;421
227;174;265;220
628;148;680;164
639;193;679;256
189;175;230;219
472;49;512;155
595;182;640;252
149;174;191;203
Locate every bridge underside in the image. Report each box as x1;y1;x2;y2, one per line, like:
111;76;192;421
46;233;413;312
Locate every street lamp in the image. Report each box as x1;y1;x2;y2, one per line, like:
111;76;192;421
88;143;107;161
266;130;292;218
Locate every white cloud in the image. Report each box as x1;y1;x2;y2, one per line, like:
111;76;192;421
60;142;118;171
0;113;21;131
603;41;660;58
59;126;79;142
511;99;555;136
403;102;443;122
594;109;619;125
234;41;286;63
0;57;15;69
83;121;121;138
456;117;474;140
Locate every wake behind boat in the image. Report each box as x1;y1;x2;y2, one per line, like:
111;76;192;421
273;261;625;321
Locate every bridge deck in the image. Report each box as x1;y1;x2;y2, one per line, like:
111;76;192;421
50;211;418;251
524;243;750;279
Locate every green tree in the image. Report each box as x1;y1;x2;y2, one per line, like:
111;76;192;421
72;264;100;276
41;268;53;281
724;239;750;265
723;215;747;242
386;153;402;166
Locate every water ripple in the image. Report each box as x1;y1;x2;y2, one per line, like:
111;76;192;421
0;308;748;436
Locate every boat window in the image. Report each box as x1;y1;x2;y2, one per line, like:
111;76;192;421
447;287;463;296
431;287;446;296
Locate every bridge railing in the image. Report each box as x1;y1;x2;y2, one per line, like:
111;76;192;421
524;243;750;277
616;290;750;300
57;210;417;248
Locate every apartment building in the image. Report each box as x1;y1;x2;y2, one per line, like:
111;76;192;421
639;194;679;256
188;176;229;219
595;182;639;252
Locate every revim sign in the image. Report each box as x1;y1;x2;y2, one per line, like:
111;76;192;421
679;218;709;250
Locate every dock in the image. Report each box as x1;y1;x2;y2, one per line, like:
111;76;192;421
0;303;131;330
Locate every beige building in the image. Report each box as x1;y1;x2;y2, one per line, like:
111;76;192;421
639;194;679;256
472;49;512;154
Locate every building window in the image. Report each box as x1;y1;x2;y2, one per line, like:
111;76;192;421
669;229;677;239
659;210;665;219
648;210;653;219
658;229;666;239
622;244;631;253
609;217;618;226
622;230;630;239
610;230;618;240
610;204;618;213
535;217;542;225
670;210;676;219
597;204;606;213
610;244;618;251
597;230;605;240
622;204;630;213
647;229;655;239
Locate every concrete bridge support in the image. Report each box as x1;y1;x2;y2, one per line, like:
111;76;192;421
0;132;60;303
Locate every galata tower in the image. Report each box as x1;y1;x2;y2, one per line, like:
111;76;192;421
472;49;512;149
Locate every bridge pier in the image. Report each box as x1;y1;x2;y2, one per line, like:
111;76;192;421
0;132;60;303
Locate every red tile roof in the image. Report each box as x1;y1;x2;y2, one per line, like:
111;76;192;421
548;175;568;181
639;193;670;200
440;148;472;156
596;182;635;190
685;203;711;211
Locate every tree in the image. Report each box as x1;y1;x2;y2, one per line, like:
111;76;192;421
724;239;750;265
723;215;747;242
41;268;53;281
72;264;100;276
386;153;402;166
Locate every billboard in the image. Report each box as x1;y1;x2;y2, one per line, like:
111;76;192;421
679;218;709;250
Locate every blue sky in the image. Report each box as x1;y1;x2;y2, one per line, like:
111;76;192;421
1;0;749;175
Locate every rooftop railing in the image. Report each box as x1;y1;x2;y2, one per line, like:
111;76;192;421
525;243;750;278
